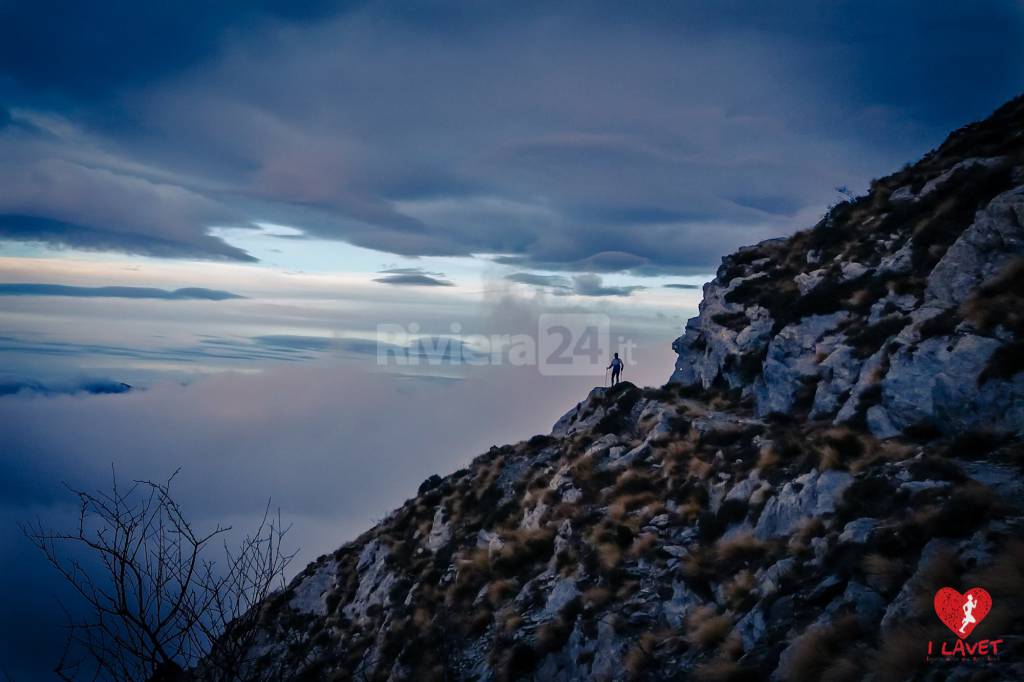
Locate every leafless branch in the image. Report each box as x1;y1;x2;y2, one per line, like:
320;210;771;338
24;469;293;681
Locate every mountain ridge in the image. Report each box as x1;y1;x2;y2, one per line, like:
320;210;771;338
198;95;1024;682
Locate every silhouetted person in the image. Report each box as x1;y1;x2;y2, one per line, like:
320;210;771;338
608;353;623;386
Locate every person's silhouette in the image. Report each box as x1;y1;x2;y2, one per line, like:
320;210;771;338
607;353;623;386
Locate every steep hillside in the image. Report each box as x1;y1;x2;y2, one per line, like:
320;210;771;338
201;97;1024;681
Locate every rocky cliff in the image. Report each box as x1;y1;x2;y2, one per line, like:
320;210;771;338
671;95;1024;437
202;96;1024;681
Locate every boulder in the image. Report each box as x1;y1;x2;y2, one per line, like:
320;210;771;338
754;470;854;539
754;312;849;416
926;185;1024;308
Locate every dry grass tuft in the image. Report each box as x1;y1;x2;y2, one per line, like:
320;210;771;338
861;553;906;594
596;542;622;570
688;456;714;480
868;623;942;682
851;439;913;473
787;517;825;557
690;659;748;682
722;570;756;609
491;528;556;577
607;492;659;521
907;545;960;618
685;605;734;649
714;531;768;567
582;586;611;610
679;548;711;580
964;540;1024;635
535;619;571;653
756;445;780;471
817;445;843;471
486;578;519;608
628;532;659;558
624;631;663;679
782;615;860;682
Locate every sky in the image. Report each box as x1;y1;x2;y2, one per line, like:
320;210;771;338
1;1;1022;678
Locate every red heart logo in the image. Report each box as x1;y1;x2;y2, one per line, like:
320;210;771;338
933;587;992;639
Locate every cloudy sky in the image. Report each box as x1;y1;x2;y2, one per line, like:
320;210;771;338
1;1;1022;677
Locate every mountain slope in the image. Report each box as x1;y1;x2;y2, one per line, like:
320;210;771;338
203;96;1024;681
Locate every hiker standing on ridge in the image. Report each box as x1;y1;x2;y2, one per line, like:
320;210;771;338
607;352;624;386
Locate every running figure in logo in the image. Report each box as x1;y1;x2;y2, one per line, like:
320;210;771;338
959;593;978;634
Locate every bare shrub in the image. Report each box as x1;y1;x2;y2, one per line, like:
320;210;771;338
24;470;293;682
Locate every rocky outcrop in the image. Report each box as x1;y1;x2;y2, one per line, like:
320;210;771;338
199;96;1024;682
671;96;1024;439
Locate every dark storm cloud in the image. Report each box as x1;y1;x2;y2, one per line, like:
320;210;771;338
663;283;700;290
0;283;244;300
0;1;349;98
0;2;1021;270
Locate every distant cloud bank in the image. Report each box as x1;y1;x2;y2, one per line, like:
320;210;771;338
0;283;245;300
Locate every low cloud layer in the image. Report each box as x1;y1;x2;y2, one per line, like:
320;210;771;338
0;283;244;300
0;348;675;676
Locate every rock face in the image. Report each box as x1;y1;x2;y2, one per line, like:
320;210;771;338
671;95;1024;439
200;97;1024;682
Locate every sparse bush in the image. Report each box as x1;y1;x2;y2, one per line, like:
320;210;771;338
596;541;623;570
782;615;861;682
607;493;659;521
868;624;940;682
497;642;538;682
486;578;519;608
613;469;659;496
861;553;906;594
722;570;756;610
492;528;556;578
582;586;611;610
685;606;733;649
788;517;825;558
714;532;768;571
756;445;780;470
628;532;659;558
